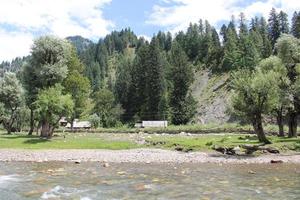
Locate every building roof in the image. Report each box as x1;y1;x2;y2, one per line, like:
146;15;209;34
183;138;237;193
66;121;91;128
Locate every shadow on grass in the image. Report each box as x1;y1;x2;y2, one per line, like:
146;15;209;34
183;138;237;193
0;135;39;139
276;138;300;143
231;139;261;144
238;135;258;141
23;138;51;144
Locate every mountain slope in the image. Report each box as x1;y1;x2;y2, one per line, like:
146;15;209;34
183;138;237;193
66;36;94;54
191;70;231;124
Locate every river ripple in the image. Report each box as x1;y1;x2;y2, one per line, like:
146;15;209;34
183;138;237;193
0;162;299;199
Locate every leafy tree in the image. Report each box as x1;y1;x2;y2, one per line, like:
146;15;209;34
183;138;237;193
0;73;24;134
22;36;72;135
34;85;73;138
169;42;196;124
258;56;289;136
93;89;123;127
63;48;90;130
276;34;300;137
231;70;279;144
88;114;101;129
14;106;31;132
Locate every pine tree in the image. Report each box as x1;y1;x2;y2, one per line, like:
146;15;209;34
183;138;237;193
220;24;228;42
165;32;172;51
268;8;281;47
249;30;264;58
250;16;260;32
141;38;168;120
259;17;273;58
169;42;196;124
238;34;260;69
238;12;260;69
208;27;223;70
228;15;239;40
278;11;289;34
185;23;200;61
126;44;149;121
222;29;241;70
114;49;135;121
291;11;300;38
239;12;248;36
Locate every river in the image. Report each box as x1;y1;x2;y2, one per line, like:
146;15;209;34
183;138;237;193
0;162;299;199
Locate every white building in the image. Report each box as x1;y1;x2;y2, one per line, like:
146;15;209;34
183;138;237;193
141;121;168;128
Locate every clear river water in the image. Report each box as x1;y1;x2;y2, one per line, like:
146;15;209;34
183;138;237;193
0;162;299;200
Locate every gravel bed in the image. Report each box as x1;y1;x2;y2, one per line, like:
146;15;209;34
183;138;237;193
0;149;300;164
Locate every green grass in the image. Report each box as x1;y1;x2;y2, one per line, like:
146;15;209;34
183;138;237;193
145;134;300;152
64;123;253;134
0;130;299;152
62;123;285;134
0;132;139;149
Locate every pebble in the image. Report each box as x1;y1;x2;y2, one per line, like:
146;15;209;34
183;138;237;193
271;160;283;164
74;160;81;164
102;162;110;167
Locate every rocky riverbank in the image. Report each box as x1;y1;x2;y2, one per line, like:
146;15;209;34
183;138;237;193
0;149;300;164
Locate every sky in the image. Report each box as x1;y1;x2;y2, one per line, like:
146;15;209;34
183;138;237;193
0;0;300;62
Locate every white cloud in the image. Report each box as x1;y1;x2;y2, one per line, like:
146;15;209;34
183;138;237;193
0;0;113;61
147;0;300;33
138;34;151;42
0;30;33;62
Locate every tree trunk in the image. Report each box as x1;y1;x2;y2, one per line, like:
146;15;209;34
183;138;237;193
252;114;271;144
276;110;284;137
71;118;74;132
7;125;11;135
288;111;297;138
6;113;16;135
28;109;34;135
40;120;50;138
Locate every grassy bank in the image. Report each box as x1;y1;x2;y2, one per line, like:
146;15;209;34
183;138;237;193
0;130;299;152
145;134;300;152
58;123;289;135
0;132;139;149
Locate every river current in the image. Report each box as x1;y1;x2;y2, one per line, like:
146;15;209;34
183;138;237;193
0;162;299;199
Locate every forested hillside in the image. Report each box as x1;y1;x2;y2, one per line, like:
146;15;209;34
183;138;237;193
1;8;300;138
68;8;300;124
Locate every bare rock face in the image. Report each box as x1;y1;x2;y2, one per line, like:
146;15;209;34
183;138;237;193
191;70;231;124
